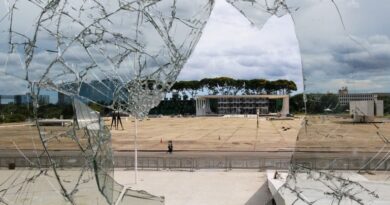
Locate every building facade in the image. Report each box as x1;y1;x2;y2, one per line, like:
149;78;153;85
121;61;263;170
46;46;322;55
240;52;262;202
196;95;289;116
58;92;72;105
339;87;385;121
38;95;50;105
0;94;31;105
217;97;269;115
338;87;378;106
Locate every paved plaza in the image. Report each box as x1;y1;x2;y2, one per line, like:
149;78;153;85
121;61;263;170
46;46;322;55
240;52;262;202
115;170;270;205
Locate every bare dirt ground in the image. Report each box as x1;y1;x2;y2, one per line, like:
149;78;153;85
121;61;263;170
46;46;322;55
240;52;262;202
295;115;390;152
0;115;389;152
111;116;301;151
0;123;86;150
0;116;301;151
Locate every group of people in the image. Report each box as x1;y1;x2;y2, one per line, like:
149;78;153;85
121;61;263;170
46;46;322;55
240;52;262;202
110;111;124;130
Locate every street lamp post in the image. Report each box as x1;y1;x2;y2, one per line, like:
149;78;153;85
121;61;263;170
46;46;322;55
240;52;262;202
134;118;138;184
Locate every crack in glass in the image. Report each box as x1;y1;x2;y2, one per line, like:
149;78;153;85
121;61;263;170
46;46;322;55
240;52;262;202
1;0;390;204
227;0;390;204
0;0;214;204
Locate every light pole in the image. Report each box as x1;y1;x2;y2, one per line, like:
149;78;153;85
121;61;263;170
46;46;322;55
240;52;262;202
134;117;138;184
256;108;260;128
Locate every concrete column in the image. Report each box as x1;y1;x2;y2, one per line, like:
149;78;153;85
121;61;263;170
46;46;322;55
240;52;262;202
281;96;290;117
205;99;210;114
197;98;207;116
196;98;200;116
375;100;384;117
203;100;206;115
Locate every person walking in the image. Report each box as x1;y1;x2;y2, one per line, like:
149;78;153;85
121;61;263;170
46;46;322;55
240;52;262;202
167;140;173;154
116;111;124;130
110;111;117;130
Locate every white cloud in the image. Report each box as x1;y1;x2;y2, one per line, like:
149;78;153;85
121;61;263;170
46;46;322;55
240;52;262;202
2;0;390;96
180;0;303;92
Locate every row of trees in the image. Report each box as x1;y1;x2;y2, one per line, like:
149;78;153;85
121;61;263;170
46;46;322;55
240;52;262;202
380;96;390;114
171;77;297;99
290;93;348;114
0;104;73;123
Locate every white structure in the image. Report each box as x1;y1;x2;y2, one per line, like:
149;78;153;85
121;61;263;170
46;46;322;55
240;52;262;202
339;93;378;106
37;119;73;126
349;100;384;122
267;170;390;205
196;95;289;117
375;100;384;117
338;87;380;106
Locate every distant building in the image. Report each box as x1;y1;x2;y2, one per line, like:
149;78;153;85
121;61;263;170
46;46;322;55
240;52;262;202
0;94;31;105
57;92;72;105
0;95;14;104
196;95;289;116
338;87;378;106
14;94;32;105
79;80;113;104
38;95;50;105
339;87;386;122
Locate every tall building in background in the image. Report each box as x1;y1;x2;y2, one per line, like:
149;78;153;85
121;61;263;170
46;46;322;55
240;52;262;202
79;79;113;104
14;94;32;105
38;95;50;105
0;94;31;105
58;92;72;105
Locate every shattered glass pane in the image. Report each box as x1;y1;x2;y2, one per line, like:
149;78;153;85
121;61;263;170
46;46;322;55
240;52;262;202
0;0;214;119
0;0;214;204
227;0;390;204
227;0;289;29
1;0;390;204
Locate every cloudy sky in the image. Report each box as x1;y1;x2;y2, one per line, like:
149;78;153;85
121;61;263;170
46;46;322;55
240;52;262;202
181;0;390;94
1;0;390;97
180;0;303;92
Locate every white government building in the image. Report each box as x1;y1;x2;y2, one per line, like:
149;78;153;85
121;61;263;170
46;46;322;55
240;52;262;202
338;87;385;122
195;95;289;116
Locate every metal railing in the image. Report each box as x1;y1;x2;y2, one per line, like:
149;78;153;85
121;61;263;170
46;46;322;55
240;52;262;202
1;156;389;171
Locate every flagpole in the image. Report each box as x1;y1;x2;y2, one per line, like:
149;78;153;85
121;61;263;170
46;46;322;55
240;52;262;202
134;117;138;184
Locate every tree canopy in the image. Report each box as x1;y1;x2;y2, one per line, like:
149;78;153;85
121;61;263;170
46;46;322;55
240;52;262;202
171;77;297;99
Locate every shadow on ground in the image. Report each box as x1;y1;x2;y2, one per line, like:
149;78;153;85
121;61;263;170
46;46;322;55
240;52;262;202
245;181;273;205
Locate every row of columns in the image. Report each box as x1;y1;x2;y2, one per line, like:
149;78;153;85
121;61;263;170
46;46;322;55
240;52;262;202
196;96;290;117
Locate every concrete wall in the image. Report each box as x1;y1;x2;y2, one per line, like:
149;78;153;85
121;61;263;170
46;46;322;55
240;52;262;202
350;101;375;122
376;100;384;117
349;100;384;121
267;171;286;205
350;101;375;116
